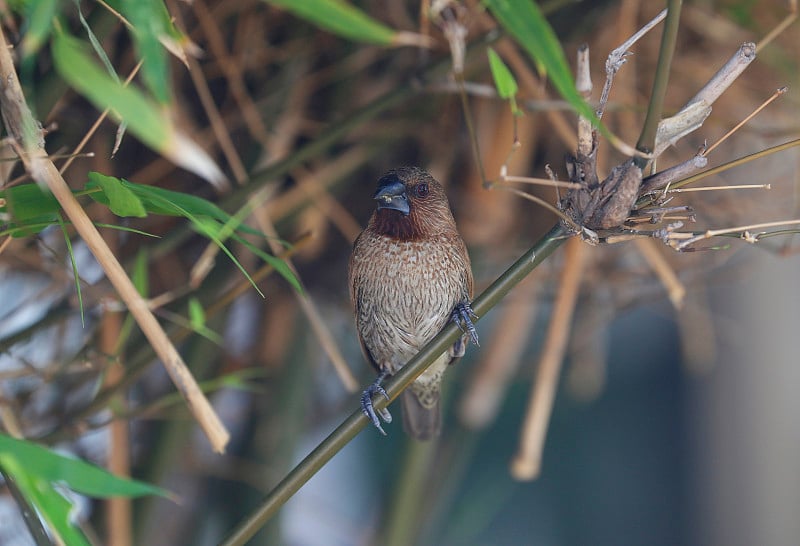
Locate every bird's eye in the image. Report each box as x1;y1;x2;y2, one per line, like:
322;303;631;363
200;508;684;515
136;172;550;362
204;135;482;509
415;183;429;198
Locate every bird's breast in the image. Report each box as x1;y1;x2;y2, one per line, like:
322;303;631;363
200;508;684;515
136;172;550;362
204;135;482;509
351;233;469;371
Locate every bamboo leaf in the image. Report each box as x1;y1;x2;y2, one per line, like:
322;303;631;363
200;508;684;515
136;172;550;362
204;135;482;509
487;47;520;115
232;231;303;294
180;297;222;344
121;0;171;103
51;30;227;187
1;455;91;546
484;0;598;124
103;0;201;65
87;175;261;235
0;433;170;499
20;0;59;58
188;297;206;330
263;0;403;45
0;183;60;236
88;172;147;218
57;213;85;326
0;433;170;544
488;47;518;99
84;173;302;293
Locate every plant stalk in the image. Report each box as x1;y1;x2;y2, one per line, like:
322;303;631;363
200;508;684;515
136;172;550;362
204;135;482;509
634;0;683;169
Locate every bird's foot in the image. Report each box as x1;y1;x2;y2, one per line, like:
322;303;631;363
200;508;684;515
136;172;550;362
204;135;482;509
452;301;479;346
361;374;392;435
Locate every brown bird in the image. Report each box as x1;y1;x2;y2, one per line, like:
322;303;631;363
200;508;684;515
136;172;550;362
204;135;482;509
349;166;478;440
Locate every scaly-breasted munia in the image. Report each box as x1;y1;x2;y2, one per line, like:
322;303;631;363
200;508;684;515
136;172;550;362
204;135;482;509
349;166;478;440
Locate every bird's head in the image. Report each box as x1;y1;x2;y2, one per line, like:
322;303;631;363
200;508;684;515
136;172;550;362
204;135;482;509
368;167;457;241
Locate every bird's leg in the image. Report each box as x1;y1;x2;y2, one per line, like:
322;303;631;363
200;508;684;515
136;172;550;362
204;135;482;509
452;301;479;347
360;371;393;435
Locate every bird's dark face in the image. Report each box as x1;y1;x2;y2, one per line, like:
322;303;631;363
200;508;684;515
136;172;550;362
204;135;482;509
368;167;454;241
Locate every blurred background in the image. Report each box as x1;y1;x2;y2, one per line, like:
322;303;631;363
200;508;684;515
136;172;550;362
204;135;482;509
1;1;799;545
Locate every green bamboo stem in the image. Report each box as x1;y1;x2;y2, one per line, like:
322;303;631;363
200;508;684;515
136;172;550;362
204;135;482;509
219;223;569;546
383;439;438;546
634;0;683;169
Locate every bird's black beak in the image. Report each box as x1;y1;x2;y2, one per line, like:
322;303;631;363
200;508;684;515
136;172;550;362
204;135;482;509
373;178;410;216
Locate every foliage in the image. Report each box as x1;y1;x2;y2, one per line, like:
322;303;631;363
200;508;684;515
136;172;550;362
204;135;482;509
0;433;169;545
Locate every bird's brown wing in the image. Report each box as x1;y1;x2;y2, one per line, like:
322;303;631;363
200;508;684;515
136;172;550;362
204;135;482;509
354;306;383;374
349;238;383;375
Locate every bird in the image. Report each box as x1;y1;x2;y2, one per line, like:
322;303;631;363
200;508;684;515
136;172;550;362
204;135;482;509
348;166;478;440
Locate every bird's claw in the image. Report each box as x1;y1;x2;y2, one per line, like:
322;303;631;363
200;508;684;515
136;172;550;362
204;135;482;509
361;377;392;435
452;301;479;346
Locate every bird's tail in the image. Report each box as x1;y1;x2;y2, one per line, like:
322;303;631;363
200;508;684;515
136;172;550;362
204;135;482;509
401;391;441;440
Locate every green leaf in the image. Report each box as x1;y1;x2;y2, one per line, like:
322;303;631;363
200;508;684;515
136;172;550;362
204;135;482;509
0;433;170;499
1;454;91;546
169;297;222;345
121;0;172;103
484;0;598;124
188;297;206;330
57;213;85;326
87;174;262;234
52;30;171;149
20;0;59;57
73;0;120;82
263;0;396;45
232;231;303;294
0;433;171;545
84;173;301;293
488;48;518;99
0;183;60;236
103;0;194;52
88;172;147;218
487;47;520;115
0;222;58;238
51;31;226;186
190;216;265;298
132;248;150;297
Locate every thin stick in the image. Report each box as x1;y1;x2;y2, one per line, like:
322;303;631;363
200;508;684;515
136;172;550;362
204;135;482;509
703;87;787;157
634;237;685;309
676;219;800;250
182;24;246;185
252;207;359;393
102;310;132;546
0;235;11;257
459;272;541;429
639;152;708;193
575;43;593;156
667;184;770;193
667;139;800;190
510;237;585;480
493;184;580;229
756;0;797;52
500;175;582;189
59;60;143;176
0;27;230;453
193;0;272;148
598;8;668;119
